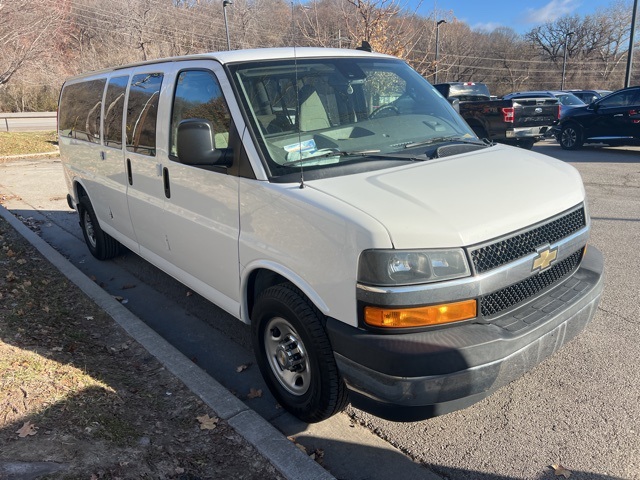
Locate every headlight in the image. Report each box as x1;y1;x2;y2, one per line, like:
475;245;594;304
358;248;470;286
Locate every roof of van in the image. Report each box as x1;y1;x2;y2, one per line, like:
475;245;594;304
63;47;394;82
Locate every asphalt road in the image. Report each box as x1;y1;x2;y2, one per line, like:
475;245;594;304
1;140;638;479
0;112;57;132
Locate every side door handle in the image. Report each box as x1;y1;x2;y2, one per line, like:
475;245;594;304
126;158;133;185
163;167;171;199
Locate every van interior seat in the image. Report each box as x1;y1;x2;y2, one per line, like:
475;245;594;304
299;85;331;132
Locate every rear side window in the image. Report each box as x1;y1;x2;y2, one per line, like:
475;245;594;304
126;73;163;156
170;69;231;158
103;76;129;149
59;79;106;142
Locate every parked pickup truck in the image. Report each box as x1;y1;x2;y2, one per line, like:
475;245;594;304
434;82;560;149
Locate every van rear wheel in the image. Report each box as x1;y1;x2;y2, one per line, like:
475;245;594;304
251;283;348;423
79;196;119;260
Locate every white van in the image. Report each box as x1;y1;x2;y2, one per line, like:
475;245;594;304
58;48;604;422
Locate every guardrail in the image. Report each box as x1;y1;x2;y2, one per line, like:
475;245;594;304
0;112;57;132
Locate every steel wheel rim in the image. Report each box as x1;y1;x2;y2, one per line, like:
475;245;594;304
562;127;577;148
263;317;311;396
83;210;97;249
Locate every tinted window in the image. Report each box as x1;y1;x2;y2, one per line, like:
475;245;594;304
103;76;129;149
59;79;106;142
170;70;231;157
126;73;163;156
598;89;640;108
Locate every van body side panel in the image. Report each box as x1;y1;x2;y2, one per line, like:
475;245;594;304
238;179;392;327
124;68;168;259
100;74;138;247
157;60;242;314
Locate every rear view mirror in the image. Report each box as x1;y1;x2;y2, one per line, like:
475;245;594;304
177;118;232;167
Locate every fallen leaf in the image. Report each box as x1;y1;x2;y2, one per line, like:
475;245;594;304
17;258;26;265
247;388;262;399
186;291;193;297
196;414;219;430
113;296;124;302
121;284;136;290
175;467;185;474
16;421;38;437
236;363;251;373
551;464;572;478
52;347;63;352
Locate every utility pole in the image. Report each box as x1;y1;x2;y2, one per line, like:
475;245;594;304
561;31;574;90
435;19;446;84
223;0;232;50
625;0;638;87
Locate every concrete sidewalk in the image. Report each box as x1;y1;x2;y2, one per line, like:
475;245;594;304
0;202;335;480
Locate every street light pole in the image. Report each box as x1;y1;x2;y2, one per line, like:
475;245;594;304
625;0;638;87
561;31;574;90
435;19;446;84
223;0;232;51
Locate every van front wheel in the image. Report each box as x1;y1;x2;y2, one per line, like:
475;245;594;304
79;197;119;260
252;283;348;423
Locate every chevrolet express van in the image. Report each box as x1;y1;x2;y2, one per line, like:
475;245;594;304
58;48;604;422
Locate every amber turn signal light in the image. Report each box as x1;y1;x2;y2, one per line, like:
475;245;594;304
364;299;477;328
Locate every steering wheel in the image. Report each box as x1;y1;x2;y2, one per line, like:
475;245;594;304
370;105;400;119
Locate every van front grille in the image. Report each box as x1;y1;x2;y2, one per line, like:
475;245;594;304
470;207;586;274
479;249;583;318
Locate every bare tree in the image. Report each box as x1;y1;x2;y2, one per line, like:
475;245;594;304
0;0;67;88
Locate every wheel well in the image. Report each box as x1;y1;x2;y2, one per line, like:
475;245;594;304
75;182;88;202
246;269;289;318
465;118;487;137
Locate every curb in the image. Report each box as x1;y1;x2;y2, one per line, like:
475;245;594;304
0;204;335;480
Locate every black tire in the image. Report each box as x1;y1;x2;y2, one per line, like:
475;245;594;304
560;124;584;150
78;196;119;260
251;283;349;423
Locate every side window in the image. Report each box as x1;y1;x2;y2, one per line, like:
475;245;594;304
103;75;129;149
170;70;231;158
59;79;106;142
126;73;163;156
599;90;636;108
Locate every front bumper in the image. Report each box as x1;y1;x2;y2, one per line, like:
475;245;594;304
327;246;604;420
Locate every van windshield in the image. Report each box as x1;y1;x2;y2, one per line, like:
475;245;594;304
229;57;475;180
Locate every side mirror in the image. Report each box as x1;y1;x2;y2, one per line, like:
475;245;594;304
589;102;599;112
177;118;232;167
450;98;460;113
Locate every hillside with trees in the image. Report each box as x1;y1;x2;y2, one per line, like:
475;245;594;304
0;0;637;111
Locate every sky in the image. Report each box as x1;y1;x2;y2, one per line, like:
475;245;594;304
416;0;609;33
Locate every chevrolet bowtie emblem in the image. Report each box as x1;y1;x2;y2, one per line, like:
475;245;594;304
532;246;558;271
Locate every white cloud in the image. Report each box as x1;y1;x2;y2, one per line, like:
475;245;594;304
525;0;581;24
471;21;504;32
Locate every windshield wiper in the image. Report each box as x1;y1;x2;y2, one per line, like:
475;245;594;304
404;135;487;149
283;148;433;168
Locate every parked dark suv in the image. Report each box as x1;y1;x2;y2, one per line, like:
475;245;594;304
558;86;640;150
